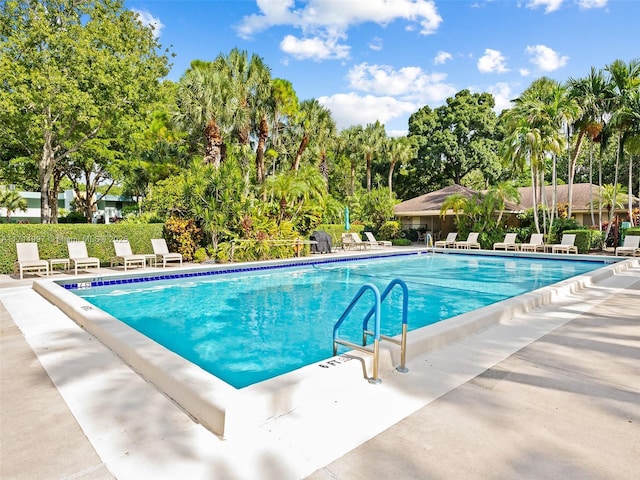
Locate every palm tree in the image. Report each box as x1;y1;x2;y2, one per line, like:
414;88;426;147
502;78;571;234
567;67;612;219
174;62;229;168
336;126;363;196
267;78;299;179
487;181;521;225
602;59;640;230
440;193;467;226
596;184;628;244
502;113;545;233
290;99;334;172
359;121;386;192
0;190;28;222
385;136;415;196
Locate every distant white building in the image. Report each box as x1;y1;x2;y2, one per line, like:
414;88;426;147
0;187;136;223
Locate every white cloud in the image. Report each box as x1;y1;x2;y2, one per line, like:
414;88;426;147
577;0;607;8
434;51;452;65
519;67;531;76
318;93;417;130
346;63;456;103
526;44;569;71
525;0;564;13
236;0;298;38
369;37;383;51
237;0;442;60
487;82;515;112
132;9;164;38
280;34;350;60
477;49;509;74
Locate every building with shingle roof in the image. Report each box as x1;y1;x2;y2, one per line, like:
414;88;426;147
394;183;638;235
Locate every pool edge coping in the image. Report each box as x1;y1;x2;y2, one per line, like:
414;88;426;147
31;253;634;438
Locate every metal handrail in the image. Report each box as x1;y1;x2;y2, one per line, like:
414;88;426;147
333;283;382;384
361;278;409;373
333;278;410;384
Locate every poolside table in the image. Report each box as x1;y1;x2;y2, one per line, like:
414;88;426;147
48;258;70;273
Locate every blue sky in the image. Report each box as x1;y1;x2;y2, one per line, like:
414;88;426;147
125;0;639;136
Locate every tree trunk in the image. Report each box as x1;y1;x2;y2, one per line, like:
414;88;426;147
598;152;603;230
291;136;309;171
550;154;557;231
204;118;224;168
350;162;356;196
39;127;55;224
531;162;540;234
366;153;372;192
388;160;396;195
628;153;634;225
604;134;623;243
589;144;595;226
48;163;65;224
319;150;329;187
255;116;268;183
568;129;585;218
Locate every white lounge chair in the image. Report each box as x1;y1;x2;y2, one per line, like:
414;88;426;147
520;233;545;252
350;233;371;250
615;235;640;256
341;233;370;250
434;232;457;248
454;232;481;249
111;240;146;271
151;238;183;267
493;233;519;251
16;243;49;279
67;241;100;275
364;231;391;248
551;234;578;254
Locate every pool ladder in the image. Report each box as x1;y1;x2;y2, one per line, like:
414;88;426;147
333;278;409;384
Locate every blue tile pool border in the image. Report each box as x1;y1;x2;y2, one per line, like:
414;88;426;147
57;252;419;290
56;250;619;291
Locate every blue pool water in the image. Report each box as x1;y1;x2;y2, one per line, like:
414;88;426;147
73;253;604;388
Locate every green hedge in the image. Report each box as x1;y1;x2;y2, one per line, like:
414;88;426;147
0;224;164;274
315;224;364;247
562;229;591;254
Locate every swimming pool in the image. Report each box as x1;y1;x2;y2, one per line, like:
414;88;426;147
69;252;602;388
35;249;625;437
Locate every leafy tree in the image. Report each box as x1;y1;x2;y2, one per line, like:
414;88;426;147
143;175;188;220
359;187;397;232
0;0;169;223
409;90;501;188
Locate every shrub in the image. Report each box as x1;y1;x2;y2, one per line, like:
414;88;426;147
57;211;89;224
163;217;203;261
562;229;591;254
392;238;412;246
376;221;402;240
193;247;209;263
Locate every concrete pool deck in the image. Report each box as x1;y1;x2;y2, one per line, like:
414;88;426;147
1;255;639;479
